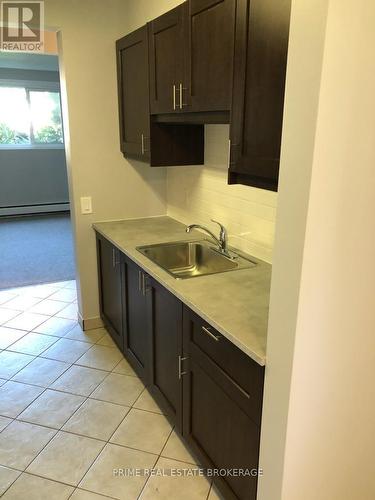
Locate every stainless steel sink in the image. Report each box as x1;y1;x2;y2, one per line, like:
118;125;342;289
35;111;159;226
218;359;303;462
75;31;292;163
136;240;256;279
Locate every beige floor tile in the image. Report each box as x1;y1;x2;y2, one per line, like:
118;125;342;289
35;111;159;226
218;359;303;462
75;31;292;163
0;327;27;349
80;443;158;499
0;381;43;417
63;398;129;441
55;303;78;320
29;299;67;316
5;312;49;332
12;357;70;387
15;284;61;299
110;408;172;455
0;420;56;470
161;430;198;465
96;334;116;347
76;345;123;371
50;365;108;396
0;466;21;496
27;431;105;486
64;325;106;344
139;457;210;500
2;295;41;312
42;338;92;363
112;358;137;376
33;316;77;337
91;373;144;406
0;308;21;326
133;388;163;414
0;351;34;379
0;416;12;432
8;332;58;356
48;288;77;303
62;280;77;290
70;489;112;499
19;389;85;428
0;291;17;306
2;472;74;499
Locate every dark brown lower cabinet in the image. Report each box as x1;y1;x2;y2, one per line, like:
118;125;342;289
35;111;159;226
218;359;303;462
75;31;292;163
123;257;150;382
146;277;183;431
182;308;265;500
96;234;124;351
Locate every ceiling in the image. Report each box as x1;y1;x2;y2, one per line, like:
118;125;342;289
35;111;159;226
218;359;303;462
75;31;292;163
0;52;59;71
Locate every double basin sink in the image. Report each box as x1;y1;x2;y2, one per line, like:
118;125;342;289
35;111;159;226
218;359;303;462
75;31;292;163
137;240;256;279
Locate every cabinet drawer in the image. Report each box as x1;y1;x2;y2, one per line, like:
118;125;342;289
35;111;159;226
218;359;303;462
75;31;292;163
184;308;264;422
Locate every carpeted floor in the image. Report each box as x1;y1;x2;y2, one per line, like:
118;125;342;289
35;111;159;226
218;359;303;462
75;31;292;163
0;213;76;290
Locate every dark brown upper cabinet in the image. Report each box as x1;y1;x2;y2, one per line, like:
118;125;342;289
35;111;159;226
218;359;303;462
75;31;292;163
229;0;292;191
148;0;235;120
116;26;150;160
184;0;236;113
148;4;186;115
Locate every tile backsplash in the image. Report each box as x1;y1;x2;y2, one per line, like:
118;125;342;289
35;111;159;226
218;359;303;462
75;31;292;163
166;125;277;263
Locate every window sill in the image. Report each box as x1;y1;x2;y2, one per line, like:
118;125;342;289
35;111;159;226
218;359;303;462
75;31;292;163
0;144;65;151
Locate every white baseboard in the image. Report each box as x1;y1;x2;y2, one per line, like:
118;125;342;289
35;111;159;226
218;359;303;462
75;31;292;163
78;312;104;331
0;203;70;217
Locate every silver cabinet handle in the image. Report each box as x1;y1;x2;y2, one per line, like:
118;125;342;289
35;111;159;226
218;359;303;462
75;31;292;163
138;270;142;293
202;325;221;342
179;83;187;109
141;134;149;155
173;84;176;110
178;355;189;379
112;248;120;267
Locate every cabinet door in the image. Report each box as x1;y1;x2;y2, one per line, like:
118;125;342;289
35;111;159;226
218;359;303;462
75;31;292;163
96;235;124;351
147;278;183;430
116;26;150;160
229;0;291;190
123;258;150;382
148;4;186;114
182;308;264;500
185;0;236;112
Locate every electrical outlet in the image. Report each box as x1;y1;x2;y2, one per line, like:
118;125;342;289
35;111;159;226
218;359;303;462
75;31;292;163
80;196;92;214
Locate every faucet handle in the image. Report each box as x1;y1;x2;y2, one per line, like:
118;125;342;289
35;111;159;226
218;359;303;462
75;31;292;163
211;219;227;244
211;219;226;233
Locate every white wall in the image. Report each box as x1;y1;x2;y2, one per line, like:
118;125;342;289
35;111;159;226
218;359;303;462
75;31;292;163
167;125;277;263
260;0;375;498
44;0;168;323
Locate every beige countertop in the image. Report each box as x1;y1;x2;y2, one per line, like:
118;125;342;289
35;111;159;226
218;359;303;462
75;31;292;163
93;216;270;366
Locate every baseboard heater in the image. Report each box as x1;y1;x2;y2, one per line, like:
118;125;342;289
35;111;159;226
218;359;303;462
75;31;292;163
0;202;70;217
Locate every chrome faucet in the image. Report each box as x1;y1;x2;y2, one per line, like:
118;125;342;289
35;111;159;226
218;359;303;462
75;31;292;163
186;219;232;258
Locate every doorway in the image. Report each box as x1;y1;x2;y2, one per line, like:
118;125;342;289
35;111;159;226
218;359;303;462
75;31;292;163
0;51;75;290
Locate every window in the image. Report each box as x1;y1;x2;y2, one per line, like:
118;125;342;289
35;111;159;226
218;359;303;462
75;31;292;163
0;85;64;147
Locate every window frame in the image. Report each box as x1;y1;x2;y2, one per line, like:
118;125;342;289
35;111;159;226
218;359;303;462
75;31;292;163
0;79;65;150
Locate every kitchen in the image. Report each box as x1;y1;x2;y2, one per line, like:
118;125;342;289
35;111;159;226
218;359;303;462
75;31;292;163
0;0;374;499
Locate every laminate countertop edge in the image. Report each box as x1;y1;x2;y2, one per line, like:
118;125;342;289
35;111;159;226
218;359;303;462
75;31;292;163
93;216;270;366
